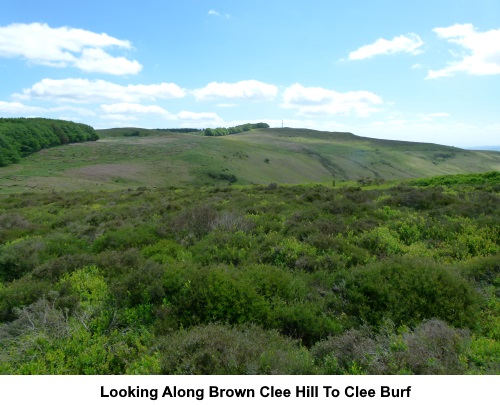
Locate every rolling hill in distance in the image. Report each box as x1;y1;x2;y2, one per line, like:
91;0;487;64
1;126;500;193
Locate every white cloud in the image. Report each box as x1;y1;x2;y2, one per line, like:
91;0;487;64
428;112;450;117
16;78;186;104
100;104;222;125
50;106;96;116
100;114;138;122
348;33;423;60
0;100;100;117
193;80;278;101
418;112;450;122
101;103;173;118
73;48;142;75
208;10;230;18
0;101;44;115
176;111;222;122
0;22;141;75
427;23;500;78
282;83;383;116
216;103;238;108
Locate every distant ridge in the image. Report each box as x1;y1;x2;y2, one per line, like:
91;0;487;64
1;126;499;193
466;146;500;152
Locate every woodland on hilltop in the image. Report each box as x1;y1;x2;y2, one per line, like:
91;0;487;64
204;123;270;136
0;118;99;167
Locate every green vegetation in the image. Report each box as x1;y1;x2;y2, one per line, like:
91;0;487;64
0;118;99;167
0;171;499;374
204;122;269;136
1;127;499;194
156;128;203;133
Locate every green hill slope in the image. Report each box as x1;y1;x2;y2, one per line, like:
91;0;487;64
1;127;499;193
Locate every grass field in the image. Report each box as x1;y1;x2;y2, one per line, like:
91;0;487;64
1;127;499;194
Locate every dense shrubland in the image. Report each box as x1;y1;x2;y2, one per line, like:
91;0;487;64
0;118;99;167
0;172;499;374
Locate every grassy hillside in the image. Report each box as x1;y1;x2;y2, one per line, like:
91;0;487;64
1;127;499;193
0;172;499;374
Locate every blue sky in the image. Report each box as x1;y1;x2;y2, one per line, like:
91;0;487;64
1;0;499;147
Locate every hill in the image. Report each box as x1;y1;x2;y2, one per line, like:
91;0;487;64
1;126;499;193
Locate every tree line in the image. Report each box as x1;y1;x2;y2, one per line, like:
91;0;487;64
155;128;203;133
0;118;99;167
204;123;269;137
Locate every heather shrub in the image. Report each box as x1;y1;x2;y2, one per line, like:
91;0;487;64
141;239;192;264
311;327;376;374
110;260;165;307
398;319;469;374
190;231;253;266
459;254;500;286
170;204;217;242
32;253;95;281
271;300;343;346
0;277;52;322
311;319;469;375
211;211;254;233
91;224;157;252
96;248;142;276
237;264;309;302
157;323;314;374
338;256;480;328
387;186;455;210
163;265;269;327
0;236;46;281
265;236;318;270
0;295;153;374
0;213;33;242
0;213;31;230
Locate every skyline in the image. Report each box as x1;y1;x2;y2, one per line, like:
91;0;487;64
1;1;500;147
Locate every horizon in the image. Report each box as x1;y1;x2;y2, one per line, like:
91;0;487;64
1;1;499;148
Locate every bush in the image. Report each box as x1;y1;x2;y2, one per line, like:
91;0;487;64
32;254;95;282
271;300;343;346
0;237;46;282
157;323;314;374
191;231;253;266
91;224;157;252
162;265;269;327
458;254;500;286
170;204;217;241
387;187;455;210
311;319;469;374
338;256;480;328
110;261;166;307
0;277;52;322
399;319;469;374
